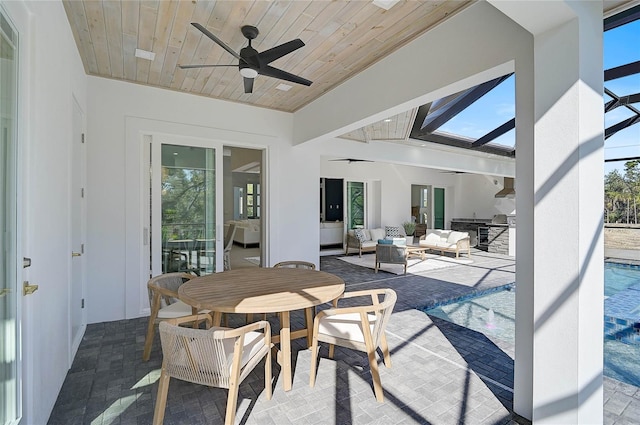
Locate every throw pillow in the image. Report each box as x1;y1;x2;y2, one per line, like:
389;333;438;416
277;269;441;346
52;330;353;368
385;226;402;238
369;228;385;241
354;228;367;242
377;238;393;244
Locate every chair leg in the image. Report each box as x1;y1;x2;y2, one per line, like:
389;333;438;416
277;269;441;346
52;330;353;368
379;334;392;368
225;381;239;425
143;305;160;361
367;348;384;402
328;344;335;359
143;320;156;361
309;333;320;388
265;346;273;400
152;370;170;425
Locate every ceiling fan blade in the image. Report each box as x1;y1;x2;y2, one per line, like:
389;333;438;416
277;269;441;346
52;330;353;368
258;39;305;64
260;65;312;86
243;77;254;94
191;23;242;61
178;64;236;69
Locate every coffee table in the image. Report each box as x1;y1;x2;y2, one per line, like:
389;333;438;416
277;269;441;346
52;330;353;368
406;244;430;260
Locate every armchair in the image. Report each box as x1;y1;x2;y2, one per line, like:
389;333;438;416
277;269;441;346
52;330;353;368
153;315;272;425
375;243;408;274
309;288;397;402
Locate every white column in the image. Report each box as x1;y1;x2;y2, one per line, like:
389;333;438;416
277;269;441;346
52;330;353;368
514;2;604;423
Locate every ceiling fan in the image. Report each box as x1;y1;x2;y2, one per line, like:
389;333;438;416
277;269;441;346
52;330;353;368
179;23;312;94
329;158;374;164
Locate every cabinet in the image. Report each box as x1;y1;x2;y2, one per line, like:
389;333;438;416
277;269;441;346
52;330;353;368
320;178;343;222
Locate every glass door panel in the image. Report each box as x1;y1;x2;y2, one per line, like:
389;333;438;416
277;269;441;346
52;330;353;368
434;187;445;229
155;144;216;276
346;181;365;229
0;8;19;424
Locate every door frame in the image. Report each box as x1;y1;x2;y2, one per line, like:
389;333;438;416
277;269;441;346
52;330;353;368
69;96;87;358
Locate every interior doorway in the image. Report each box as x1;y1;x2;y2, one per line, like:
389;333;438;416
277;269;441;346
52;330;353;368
223;146;264;269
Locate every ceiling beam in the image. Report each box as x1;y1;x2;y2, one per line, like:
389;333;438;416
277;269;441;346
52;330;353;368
605;92;640;112
604;60;640;81
605;115;640;139
604;4;640;30
471;118;516;148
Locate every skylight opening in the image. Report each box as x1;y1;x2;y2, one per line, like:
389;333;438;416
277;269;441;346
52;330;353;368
435;74;515;148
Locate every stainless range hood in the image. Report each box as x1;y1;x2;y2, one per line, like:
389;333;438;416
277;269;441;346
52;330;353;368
495;177;515;198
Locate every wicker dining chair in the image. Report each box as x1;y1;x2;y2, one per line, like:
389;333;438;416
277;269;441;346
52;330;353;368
143;272;205;361
153;314;272;425
309;288;397;402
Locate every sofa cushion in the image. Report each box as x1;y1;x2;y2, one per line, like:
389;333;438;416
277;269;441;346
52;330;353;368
391;237;406;246
369;228;385;241
377;238;393;244
421;233;442;245
447;231;468;244
361;241;377;248
354;228;367;242
385;226;403;238
362;229;372;241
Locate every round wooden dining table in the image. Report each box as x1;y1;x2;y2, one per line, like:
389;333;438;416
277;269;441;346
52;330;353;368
178;267;345;391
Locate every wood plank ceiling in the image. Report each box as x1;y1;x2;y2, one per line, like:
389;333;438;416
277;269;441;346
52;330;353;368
63;0;472;114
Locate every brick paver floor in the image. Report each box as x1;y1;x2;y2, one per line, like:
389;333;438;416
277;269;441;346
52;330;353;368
48;250;638;424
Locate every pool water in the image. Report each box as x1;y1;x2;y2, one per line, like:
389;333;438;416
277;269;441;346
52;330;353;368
425;262;640;388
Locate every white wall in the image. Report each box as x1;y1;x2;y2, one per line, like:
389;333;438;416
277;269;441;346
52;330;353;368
455;174;517;219
4;0;88;423
320;157;506;229
86;77;321;323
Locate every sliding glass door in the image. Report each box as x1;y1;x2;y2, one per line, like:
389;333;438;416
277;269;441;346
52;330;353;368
147;138;221;277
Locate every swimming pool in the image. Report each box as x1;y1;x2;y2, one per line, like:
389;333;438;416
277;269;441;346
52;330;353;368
425;262;640;387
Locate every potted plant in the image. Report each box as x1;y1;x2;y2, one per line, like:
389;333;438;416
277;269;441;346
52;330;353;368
402;221;416;244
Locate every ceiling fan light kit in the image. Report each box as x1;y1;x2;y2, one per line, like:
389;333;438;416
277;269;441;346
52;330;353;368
180;23;312;94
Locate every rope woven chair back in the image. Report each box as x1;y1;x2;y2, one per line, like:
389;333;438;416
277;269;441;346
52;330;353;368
273;260;316;270
147;272;193;308
369;288;397;348
154;318;272;425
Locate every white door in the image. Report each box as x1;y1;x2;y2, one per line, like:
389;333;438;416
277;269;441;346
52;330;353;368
0;7;21;424
70;100;86;355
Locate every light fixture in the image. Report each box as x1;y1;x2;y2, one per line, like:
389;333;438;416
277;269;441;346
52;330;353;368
240;68;258;78
384;119;392;122
135;48;155;61
372;0;400;10
276;83;292;91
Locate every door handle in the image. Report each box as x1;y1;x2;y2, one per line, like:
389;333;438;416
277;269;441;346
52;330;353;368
72;252;82;257
23;281;38;296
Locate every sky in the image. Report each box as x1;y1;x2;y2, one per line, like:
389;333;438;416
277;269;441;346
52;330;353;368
436;15;640;176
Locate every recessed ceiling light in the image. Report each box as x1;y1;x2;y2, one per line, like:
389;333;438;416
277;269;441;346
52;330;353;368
372;0;400;10
135;48;156;61
384;119;392;122
173;152;178;156
276;83;292;91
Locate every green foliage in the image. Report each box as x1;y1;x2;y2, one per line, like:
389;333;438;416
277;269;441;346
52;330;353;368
605;161;640;224
402;221;416;236
162;167;213;240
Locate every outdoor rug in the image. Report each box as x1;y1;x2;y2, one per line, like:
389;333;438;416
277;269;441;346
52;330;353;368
338;253;473;275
